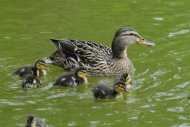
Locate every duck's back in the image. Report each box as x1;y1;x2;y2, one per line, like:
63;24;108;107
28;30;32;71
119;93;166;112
93;84;116;99
12;66;32;77
48;38;134;76
53;74;83;87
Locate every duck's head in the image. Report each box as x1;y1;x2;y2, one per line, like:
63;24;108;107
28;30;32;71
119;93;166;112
75;67;88;78
35;60;47;70
112;27;155;58
26;115;36;127
119;72;132;85
114;81;128;93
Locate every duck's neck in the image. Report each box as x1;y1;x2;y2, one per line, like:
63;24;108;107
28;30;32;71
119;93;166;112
112;39;128;59
82;77;89;84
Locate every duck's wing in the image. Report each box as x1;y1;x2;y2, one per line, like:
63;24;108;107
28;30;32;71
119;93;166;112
50;39;112;71
53;74;78;87
93;84;113;99
12;66;32;77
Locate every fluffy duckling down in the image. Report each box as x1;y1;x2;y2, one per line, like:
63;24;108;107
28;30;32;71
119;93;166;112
53;67;88;87
12;59;47;78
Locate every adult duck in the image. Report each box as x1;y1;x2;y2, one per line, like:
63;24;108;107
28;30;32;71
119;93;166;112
44;27;155;76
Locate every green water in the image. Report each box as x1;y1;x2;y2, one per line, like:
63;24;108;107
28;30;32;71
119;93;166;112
0;0;190;126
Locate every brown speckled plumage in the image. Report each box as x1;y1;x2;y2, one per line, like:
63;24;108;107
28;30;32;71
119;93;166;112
44;27;155;76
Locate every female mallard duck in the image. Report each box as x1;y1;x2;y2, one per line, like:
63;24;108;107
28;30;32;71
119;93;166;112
92;81;129;100
22;75;41;88
53;67;88;87
26;115;47;127
44;27;155;76
12;60;47;78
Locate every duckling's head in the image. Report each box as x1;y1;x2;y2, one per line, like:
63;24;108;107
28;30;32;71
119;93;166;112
112;27;155;58
35;60;47;70
114;81;128;93
75;67;88;78
120;72;132;85
26;115;36;127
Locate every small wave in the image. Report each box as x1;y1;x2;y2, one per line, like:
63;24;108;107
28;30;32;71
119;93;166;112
167;106;184;113
168;29;189;37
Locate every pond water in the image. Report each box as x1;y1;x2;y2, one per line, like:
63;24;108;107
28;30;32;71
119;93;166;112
0;0;190;126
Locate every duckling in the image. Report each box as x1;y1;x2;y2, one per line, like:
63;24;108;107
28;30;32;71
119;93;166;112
93;81;129;100
26;115;47;127
12;60;47;78
118;72;133;89
22;75;41;88
53;67;88;87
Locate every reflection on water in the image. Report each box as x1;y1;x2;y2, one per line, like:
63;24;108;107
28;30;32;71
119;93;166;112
0;0;190;126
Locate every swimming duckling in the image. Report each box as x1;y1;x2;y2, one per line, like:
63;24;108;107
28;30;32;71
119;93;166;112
53;67;88;87
118;72;133;89
93;81;129;100
26;115;47;127
12;60;47;78
22;75;41;88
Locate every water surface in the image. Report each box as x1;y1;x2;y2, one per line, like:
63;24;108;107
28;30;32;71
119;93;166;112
0;0;190;126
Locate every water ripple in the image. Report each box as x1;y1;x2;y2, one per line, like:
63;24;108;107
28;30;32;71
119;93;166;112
165;93;187;100
90;120;100;127
168;30;189;37
3;36;12;39
68;121;77;126
47;93;66;99
155;92;174;98
167;106;184;113
125;98;139;104
0;99;25;106
153;17;164;21
172;123;190;127
176;82;190;89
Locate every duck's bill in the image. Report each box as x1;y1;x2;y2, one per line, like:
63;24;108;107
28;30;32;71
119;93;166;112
143;40;156;46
